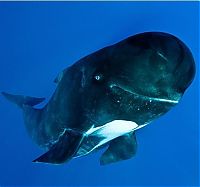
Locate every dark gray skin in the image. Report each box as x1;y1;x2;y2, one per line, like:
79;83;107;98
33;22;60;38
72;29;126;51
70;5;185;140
2;32;195;165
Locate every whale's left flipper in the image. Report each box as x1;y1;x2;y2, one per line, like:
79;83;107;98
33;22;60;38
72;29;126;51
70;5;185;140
33;129;84;164
100;132;137;165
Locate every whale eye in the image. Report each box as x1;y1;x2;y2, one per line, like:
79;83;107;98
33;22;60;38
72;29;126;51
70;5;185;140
94;73;104;82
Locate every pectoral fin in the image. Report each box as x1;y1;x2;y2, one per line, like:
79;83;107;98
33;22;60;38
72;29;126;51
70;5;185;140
100;132;137;165
33;129;84;164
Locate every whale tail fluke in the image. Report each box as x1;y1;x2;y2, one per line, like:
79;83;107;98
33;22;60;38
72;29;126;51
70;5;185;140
1;92;45;108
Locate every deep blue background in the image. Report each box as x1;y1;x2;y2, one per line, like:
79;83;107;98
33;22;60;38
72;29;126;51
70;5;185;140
0;2;199;186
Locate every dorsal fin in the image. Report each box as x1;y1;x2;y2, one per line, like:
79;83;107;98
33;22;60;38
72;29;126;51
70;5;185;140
1;92;45;108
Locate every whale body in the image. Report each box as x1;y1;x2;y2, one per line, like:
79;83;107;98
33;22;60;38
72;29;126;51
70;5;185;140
2;32;195;165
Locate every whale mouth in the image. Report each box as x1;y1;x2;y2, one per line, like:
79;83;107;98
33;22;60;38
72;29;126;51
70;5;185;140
109;84;179;104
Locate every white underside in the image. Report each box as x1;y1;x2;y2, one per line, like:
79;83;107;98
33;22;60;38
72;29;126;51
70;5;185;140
79;120;143;155
86;120;138;136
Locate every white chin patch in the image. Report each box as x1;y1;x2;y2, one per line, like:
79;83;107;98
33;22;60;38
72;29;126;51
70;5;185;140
86;120;138;136
85;120;138;152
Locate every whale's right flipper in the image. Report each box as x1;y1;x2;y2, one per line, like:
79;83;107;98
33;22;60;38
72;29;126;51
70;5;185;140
100;132;137;165
33;129;84;164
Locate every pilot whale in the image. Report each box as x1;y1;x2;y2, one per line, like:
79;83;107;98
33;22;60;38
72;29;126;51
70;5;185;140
2;32;195;165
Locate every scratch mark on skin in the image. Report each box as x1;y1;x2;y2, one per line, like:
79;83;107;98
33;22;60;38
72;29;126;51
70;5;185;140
110;84;179;104
157;51;168;62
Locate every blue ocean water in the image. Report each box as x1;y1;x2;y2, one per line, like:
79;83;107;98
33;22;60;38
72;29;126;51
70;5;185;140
0;2;199;186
